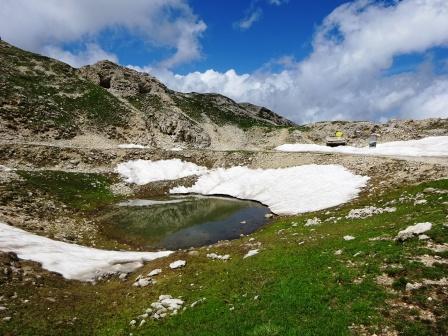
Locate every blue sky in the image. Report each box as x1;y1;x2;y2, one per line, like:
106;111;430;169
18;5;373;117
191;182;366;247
1;0;447;122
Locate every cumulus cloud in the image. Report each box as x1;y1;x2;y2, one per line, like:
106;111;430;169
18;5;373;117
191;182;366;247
158;0;448;122
0;0;206;68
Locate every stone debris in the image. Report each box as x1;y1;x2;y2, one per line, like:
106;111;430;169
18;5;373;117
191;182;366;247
243;249;259;258
130;295;185;326
426;242;448;253
414;199;428;205
346;206;396;219
190;297;206;308
418;234;430;240
423;187;448;194
148;268;162;277
169;260;186;269
414;254;448;267
343;235;355;241
395;222;432;241
334;249;343;255
376;274;394;287
133;276;154;288
206;253;230;261
304;217;321;227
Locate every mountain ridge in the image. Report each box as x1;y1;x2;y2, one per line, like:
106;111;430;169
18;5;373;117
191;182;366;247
0;41;294;149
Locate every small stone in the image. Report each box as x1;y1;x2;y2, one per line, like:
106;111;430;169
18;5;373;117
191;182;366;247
414;199;427;205
188;250;199;256
343;235;355;241
129;320;136;326
243;249;259;258
148;269;162;277
418;234;430;240
139;319;146;327
2;317;11;322
169;260;186;269
334;249;343;255
405;282;422;291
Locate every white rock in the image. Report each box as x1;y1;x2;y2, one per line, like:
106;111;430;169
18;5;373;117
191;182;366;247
129;320;136;326
139;319;146;327
158;295;172;301
396;222;432;241
418;234;430;240
406;282;422;291
243;249;259;258
334;249;343;255
305;217;321;227
343;235;355;241
206;253;230;261
346;206;396;219
148;268;162;277
169;260;186;269
133;278;152;287
414;199;428;205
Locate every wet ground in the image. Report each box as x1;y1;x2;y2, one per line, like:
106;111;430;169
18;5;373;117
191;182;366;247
97;195;271;249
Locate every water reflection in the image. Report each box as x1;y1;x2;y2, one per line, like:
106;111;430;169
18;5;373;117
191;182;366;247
98;196;270;249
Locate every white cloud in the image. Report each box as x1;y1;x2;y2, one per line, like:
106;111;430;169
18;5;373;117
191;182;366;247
235;8;263;30
43;44;118;68
0;0;206;68
157;0;448;122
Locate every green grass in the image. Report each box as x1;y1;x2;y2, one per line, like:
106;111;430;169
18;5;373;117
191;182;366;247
1;179;447;335
173;94;279;130
17;170;120;211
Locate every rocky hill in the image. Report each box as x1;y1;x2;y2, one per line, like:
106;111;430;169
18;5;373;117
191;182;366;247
0;41;294;149
1;41;447;150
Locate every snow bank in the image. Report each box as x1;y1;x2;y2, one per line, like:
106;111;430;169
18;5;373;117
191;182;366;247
117;144;148;149
116;159;209;185
170;165;369;215
275;136;448;157
0;222;172;281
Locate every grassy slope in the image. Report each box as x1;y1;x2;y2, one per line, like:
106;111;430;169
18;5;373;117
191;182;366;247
0;42;131;137
1;179;447;336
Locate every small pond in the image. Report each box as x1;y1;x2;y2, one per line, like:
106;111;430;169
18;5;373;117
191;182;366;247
97;195;271;250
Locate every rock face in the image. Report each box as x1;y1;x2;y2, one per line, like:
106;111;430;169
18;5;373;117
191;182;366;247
0;40;294;149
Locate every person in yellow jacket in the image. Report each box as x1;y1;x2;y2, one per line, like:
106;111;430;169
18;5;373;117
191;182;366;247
335;130;344;138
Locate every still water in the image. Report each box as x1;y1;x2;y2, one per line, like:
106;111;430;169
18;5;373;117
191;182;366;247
98;195;270;249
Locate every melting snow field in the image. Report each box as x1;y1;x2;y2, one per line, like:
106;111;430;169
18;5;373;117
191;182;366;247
275;136;448;157
116;159;208;185
117;144;148;149
170;165;369;215
0;222;172;281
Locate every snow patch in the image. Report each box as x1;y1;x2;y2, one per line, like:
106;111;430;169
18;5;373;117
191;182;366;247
275;136;448;157
0;165;13;172
116;159;208;185
170;165;368;215
117;144;148;149
0;222;172;281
